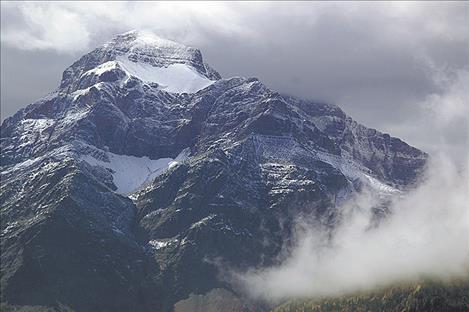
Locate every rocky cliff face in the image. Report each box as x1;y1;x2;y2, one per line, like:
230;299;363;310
0;31;427;311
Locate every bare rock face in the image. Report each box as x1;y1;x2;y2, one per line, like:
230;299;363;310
0;31;427;312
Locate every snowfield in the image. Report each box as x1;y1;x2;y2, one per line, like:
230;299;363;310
82;57;215;94
118;57;214;93
82;149;189;195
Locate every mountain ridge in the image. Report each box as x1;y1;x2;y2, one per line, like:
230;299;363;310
1;31;428;311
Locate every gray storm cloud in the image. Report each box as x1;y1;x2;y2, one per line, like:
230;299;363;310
235;69;469;301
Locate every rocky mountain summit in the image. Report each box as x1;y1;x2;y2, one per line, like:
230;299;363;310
1;31;427;311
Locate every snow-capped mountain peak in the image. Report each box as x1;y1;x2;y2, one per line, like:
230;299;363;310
1;30;428;311
60;31;220;94
108;30;186;50
106;30;204;70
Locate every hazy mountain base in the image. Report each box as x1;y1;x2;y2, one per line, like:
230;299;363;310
0;303;74;312
174;288;258;312
2;280;468;312
273;279;469;312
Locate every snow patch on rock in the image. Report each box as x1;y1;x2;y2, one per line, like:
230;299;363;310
80;57;214;94
149;239;177;250
85;61;119;76
315;151;399;195
81;148;189;195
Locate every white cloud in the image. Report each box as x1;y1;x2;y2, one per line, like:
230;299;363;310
2;2;467;53
0;2;251;53
1;2;91;52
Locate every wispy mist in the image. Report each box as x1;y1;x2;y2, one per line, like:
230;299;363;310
235;70;469;302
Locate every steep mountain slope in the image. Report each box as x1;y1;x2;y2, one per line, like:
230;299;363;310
1;31;427;311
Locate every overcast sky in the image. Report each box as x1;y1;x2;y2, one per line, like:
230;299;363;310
1;1;468;160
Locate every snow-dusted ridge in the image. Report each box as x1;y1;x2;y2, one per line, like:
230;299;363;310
106;30;191;56
1;140;190;197
314;151;400;195
248;134;399;197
